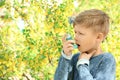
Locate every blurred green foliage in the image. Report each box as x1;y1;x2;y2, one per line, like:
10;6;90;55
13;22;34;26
0;0;120;80
0;0;74;79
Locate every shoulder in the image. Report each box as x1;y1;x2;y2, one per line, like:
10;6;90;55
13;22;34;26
103;53;115;60
102;53;116;65
96;53;116;73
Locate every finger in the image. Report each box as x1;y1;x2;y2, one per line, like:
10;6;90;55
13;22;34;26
68;47;74;51
67;40;75;44
63;44;73;49
64;47;74;55
66;44;73;48
62;33;67;42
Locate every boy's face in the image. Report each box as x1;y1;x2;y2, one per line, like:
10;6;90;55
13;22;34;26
74;24;99;53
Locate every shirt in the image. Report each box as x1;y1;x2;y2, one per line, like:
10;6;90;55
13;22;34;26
54;52;116;80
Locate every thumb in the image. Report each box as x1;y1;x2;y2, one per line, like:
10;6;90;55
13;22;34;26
62;33;67;43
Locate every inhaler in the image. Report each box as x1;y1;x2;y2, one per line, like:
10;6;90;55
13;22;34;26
66;34;78;49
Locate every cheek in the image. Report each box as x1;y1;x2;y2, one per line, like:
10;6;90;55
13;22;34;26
85;39;96;48
89;40;97;49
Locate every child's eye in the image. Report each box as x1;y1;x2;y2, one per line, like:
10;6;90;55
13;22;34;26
79;32;84;35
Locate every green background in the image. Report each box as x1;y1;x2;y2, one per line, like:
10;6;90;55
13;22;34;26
0;0;120;80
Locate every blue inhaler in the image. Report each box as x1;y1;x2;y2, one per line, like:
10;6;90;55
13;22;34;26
66;34;78;49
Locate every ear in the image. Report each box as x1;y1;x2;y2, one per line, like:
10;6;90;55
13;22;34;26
96;33;104;43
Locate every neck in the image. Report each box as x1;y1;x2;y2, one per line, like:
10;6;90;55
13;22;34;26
86;46;103;57
93;46;103;57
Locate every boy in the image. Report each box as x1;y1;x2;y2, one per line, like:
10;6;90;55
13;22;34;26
54;9;116;80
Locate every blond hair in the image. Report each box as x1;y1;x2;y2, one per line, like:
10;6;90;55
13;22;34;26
73;9;110;37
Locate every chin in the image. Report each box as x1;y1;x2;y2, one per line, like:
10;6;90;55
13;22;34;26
78;49;86;53
78;48;92;53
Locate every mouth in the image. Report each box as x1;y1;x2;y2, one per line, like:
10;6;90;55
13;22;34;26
76;44;80;47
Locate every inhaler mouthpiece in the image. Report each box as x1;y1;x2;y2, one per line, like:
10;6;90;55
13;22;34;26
66;34;78;49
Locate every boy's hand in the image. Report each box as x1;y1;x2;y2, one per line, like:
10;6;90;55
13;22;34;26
79;50;96;60
62;34;74;56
